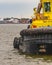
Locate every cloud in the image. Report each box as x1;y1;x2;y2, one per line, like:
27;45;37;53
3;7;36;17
0;3;34;18
0;0;34;3
0;0;39;4
0;0;40;18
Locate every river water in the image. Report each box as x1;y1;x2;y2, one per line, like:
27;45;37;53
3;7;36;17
0;24;52;65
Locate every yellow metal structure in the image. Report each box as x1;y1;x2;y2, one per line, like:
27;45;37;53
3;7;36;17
30;0;52;28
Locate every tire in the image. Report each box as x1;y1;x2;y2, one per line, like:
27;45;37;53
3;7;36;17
13;37;19;49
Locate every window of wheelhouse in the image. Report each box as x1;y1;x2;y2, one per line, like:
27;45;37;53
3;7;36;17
44;2;51;12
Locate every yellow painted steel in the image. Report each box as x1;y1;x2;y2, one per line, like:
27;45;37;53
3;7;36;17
30;0;52;28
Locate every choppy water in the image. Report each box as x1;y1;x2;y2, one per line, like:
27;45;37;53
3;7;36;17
0;24;52;65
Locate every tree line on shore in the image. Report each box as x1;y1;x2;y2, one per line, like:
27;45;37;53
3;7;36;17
0;17;30;24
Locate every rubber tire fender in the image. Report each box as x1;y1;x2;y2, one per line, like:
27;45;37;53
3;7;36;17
13;37;19;49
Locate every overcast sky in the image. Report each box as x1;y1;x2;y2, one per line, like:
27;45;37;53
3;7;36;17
0;0;40;18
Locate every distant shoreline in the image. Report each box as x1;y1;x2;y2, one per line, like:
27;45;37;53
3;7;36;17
0;23;30;24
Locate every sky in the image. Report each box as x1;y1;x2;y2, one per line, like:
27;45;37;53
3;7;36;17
0;0;40;18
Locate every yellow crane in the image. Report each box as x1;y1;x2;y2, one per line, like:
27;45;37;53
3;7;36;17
30;0;52;28
13;0;52;54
